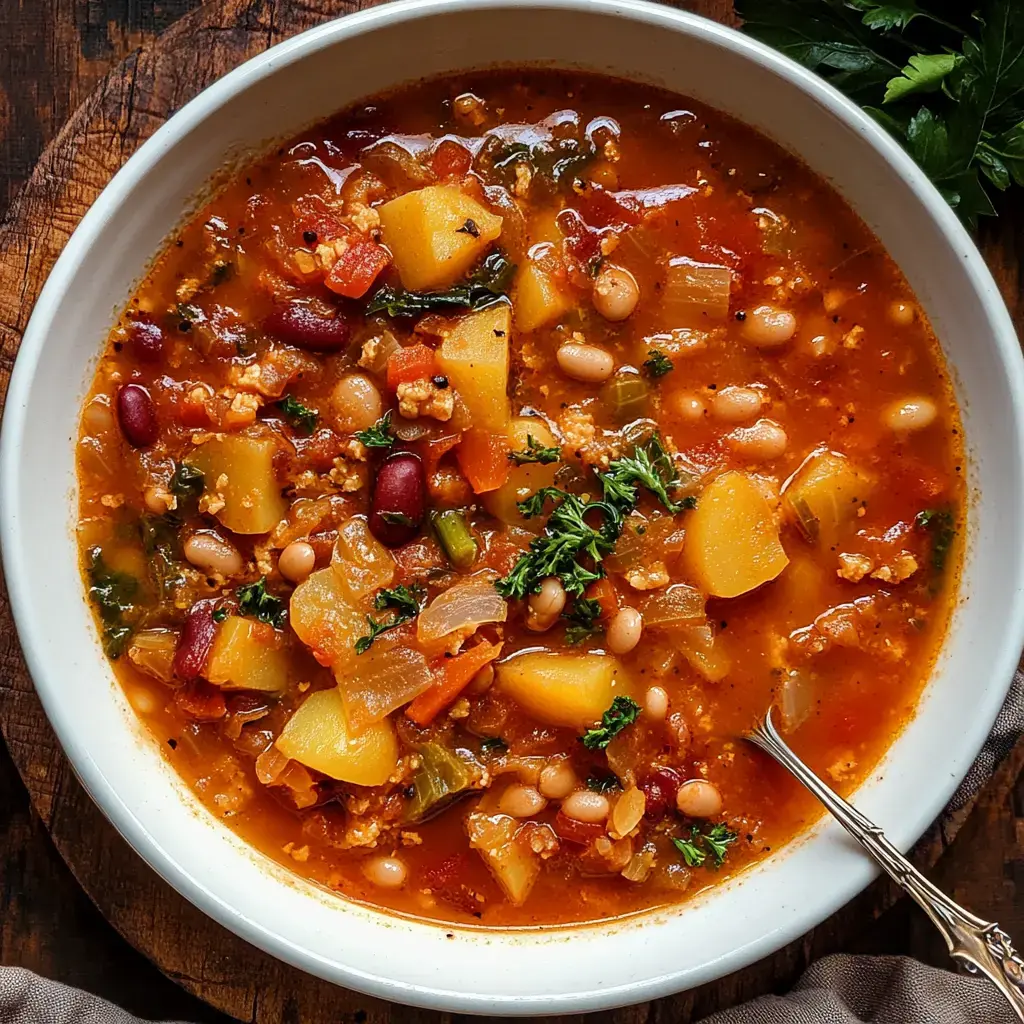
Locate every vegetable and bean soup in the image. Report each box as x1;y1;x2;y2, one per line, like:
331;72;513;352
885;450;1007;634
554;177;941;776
76;71;963;926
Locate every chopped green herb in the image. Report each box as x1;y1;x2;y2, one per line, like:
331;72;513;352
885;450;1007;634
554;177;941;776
478;133;597;193
277;394;318;435
366;251;515;318
86;548;138;658
915;506;957;573
563;597;604;645
702;823;740;867
355;411;396;448
212;607;228;623
495;488;623;599
480;737;508;755
169;462;204;501
355;585;424;654
380;511;416;527
586;773;622;793
139;514;185;604
237;577;287;629
509;434;561;466
581;695;642;750
599;434;689;514
643;349;674;378
672;823;739;869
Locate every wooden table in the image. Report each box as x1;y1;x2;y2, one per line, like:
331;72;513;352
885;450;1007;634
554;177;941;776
1;2;1023;1021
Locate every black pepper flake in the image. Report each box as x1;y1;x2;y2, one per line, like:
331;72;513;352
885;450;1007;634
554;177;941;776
432;375;450;389
494;329;506;337
175;239;184;248
245;177;253;186
403;785;416;799
237;226;246;235
303;229;318;245
735;311;746;321
456;218;480;237
168;738;178;750
708;383;717;390
113;342;122;352
178;320;192;333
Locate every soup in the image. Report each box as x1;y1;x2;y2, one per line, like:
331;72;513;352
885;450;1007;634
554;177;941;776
75;71;963;926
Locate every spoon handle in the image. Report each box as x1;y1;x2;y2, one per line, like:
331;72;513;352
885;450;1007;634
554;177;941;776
746;709;1024;1021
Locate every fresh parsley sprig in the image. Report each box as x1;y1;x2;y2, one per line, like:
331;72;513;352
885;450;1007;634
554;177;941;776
581;695;642;749
355;411;396;449
237;577;288;629
915;506;957;573
563;597;604;645
598;434;695;515
354;584;424;654
672;823;739;869
277;395;318;435
509;434;561;465
643;349;674;378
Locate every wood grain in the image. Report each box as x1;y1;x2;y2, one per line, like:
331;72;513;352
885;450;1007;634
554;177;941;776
0;1;1022;1021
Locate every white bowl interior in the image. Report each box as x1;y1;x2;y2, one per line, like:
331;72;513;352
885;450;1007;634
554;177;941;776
3;0;1024;1013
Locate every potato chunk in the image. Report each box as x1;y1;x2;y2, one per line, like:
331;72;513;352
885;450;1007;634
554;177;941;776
514;264;571;332
378;185;502;290
684;470;789;598
275;688;398;786
205;615;290;694
782;448;873;547
187;435;286;535
483;416;560;528
436;304;511;431
496;652;631;729
466;809;540;906
289;567;366;668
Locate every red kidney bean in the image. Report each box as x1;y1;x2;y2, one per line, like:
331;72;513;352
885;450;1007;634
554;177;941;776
116;384;159;447
639;765;683;821
173;600;219;681
128;317;165;362
264;301;351;351
369;452;425;547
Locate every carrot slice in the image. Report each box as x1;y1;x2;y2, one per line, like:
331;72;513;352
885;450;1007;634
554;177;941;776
456;429;511;493
387;344;437;390
325;240;391;298
406;640;503;727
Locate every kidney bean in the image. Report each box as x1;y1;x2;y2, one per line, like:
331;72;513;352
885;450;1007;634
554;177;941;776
116;383;159;447
264;301;352;351
128;317;165;361
173;600;219;681
639;765;683;821
369;452;425;547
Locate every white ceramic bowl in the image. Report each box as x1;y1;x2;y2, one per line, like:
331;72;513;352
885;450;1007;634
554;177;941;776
3;0;1024;1013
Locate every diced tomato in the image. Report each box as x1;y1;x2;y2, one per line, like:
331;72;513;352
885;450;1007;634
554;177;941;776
292;194;346;242
406;641;503;727
324;240;392;298
419;432;463;476
553;811;606;845
456;430;511;494
429;139;472;180
177;385;211;428
386;344;437;390
577;185;642;230
174;682;227;722
584;578;619;621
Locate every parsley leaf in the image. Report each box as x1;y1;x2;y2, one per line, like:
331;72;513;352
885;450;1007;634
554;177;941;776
169;462;204;501
586;773;622;793
509;434;561;465
86;548;138;658
355;584;424;654
884;53;960;103
366;252;515;318
277;394;319;435
480;736;508;755
355;411;396;448
643;349;674;378
598;434;692;514
581;695;642;750
672;823;739;869
237;577;287;629
915;506;957;573
703;823;740;867
672;833;707;868
563;597;604;645
212;607;229;623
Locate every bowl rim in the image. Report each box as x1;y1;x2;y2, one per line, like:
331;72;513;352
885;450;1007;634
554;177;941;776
3;0;1024;1013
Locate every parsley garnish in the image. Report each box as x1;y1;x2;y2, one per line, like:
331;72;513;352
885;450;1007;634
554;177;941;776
563;597;604;645
672;823;739;869
355;411;396;448
277;394;318;435
86;548;138;658
380;511;415;526
643;349;674;378
598;435;693;514
169;462;204;501
738;0;1024;228
494;488;623;599
480;737;508;755
354;585;424;654
509;434;561;465
581;695;642;750
915;506;956;573
366;251;515;318
237;577;287;629
586;773;622;793
212;607;228;623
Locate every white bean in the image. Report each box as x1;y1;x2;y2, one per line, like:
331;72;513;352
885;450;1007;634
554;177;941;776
562;790;610;823
592;265;640;321
742;305;797;348
363;855;408;889
711;386;763;424
556;343;615;383
539;761;577;800
675;393;706;423
883;396;937;433
330;373;382;433
606;607;643;654
645;685;669;720
727;418;788;461
527;577;567;631
675;779;723;818
278;540;315;583
499;784;548;818
184;531;243;577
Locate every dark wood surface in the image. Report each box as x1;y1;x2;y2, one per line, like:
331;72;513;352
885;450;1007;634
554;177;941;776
0;2;1023;1021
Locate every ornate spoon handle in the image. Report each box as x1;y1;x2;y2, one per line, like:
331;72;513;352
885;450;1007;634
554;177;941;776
746;708;1024;1020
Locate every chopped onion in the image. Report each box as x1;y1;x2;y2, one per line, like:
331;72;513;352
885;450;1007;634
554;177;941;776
127;629;179;683
336;646;432;732
255;744;290;785
663;257;732;322
610;786;646;838
640;584;705;629
676;621;731;682
621;845;656;883
391;416;430;441
278;761;319;809
332;515;396;604
417;573;507;644
780;668;815;732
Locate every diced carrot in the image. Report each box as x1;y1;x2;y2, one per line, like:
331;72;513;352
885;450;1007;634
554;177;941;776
584;578;619;621
325;240;391;298
553;811;605;845
429;140;472;180
387;344;437;390
456;429;511;494
406;640;503;727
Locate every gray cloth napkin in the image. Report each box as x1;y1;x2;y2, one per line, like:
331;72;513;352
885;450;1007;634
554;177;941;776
0;955;1016;1023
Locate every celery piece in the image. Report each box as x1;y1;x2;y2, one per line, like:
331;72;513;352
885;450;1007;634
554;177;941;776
432;509;478;569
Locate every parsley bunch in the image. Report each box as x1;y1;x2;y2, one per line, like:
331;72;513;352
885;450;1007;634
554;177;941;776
738;0;1024;227
672;823;740;868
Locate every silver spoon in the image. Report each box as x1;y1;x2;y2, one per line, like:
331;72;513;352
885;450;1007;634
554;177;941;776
745;706;1024;1020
